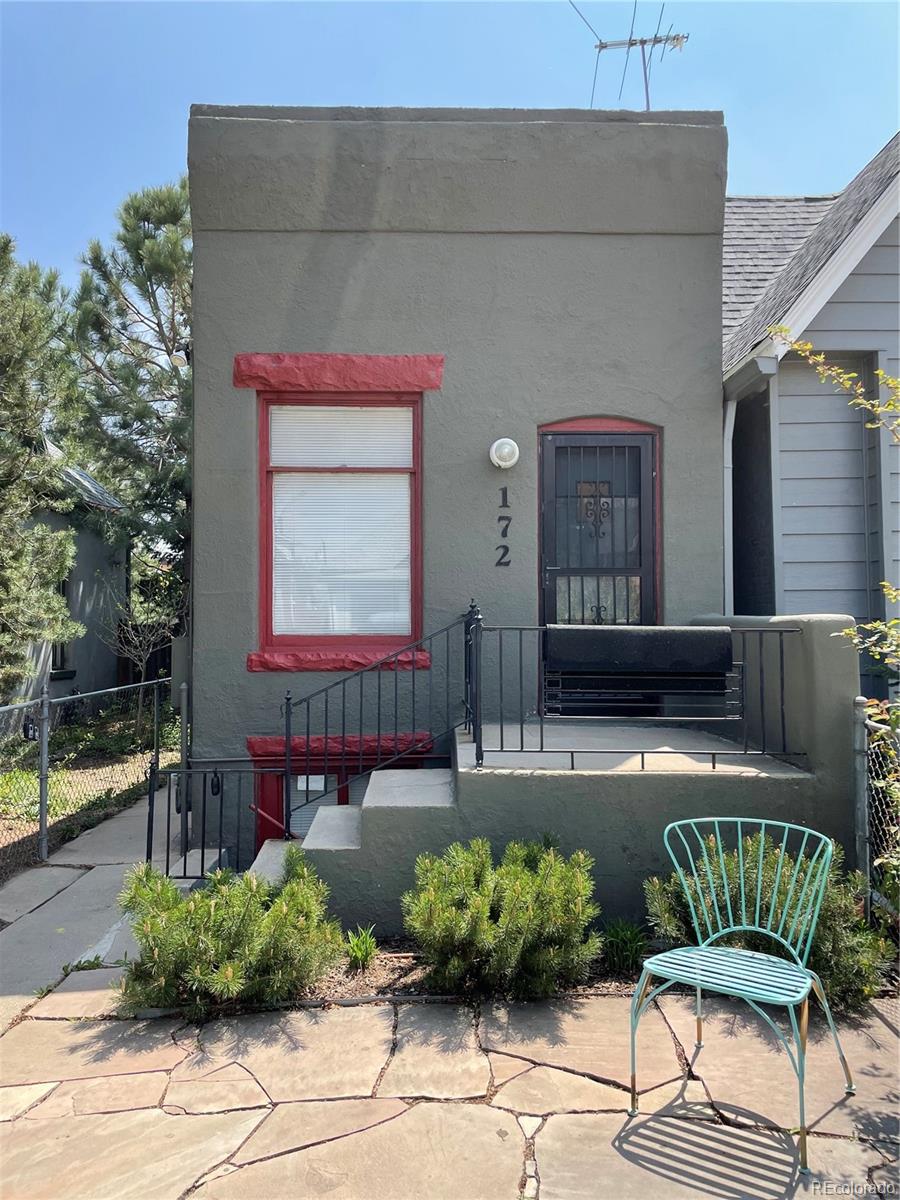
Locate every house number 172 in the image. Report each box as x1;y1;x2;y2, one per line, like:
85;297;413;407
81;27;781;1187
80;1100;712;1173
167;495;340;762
496;487;511;566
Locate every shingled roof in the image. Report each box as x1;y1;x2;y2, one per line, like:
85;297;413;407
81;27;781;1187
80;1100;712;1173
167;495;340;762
723;133;900;374
723;195;835;338
45;440;124;512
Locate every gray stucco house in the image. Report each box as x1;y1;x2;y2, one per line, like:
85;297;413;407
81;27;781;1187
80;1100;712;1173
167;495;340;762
185;107;864;929
22;444;127;702
724;134;899;670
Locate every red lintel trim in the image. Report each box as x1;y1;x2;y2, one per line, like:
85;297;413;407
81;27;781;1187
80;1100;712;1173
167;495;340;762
540;416;661;434
246;733;433;759
234;353;444;394
247;647;432;673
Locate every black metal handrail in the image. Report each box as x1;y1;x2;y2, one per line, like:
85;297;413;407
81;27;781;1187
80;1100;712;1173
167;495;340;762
469;622;804;768
274;604;480;837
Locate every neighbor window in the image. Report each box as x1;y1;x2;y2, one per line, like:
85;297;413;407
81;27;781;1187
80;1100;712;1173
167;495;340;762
261;399;420;647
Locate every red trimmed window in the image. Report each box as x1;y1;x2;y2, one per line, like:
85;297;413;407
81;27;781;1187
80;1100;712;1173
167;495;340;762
255;394;422;668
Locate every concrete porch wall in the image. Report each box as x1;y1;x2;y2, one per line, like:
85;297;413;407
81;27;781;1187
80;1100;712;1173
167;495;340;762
303;756;819;935
297;611;861;934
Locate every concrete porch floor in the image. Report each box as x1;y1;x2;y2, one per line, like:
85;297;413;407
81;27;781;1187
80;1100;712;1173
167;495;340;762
458;721;805;775
0;975;895;1200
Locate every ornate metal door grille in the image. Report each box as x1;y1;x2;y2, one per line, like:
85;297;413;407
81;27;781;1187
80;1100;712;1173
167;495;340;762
540;433;655;626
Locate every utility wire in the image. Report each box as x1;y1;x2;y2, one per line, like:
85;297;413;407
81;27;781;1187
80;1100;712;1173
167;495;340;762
647;3;665;78
617;0;638;101
567;0;602;41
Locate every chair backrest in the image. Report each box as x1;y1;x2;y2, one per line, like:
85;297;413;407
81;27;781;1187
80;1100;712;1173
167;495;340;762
663;818;834;965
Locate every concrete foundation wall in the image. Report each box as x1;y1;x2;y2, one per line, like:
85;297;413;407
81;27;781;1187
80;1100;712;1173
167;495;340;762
188;107;728;757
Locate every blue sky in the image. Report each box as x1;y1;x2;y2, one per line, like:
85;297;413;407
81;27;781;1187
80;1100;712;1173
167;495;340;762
2;1;897;284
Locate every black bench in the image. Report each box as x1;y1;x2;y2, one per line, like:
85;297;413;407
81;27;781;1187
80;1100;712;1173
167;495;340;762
543;625;736;718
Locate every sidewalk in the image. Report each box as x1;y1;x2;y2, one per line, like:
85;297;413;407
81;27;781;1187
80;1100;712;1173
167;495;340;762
0;794;168;1031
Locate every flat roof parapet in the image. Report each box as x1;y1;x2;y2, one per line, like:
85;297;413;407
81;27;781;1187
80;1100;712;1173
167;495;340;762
190;104;723;127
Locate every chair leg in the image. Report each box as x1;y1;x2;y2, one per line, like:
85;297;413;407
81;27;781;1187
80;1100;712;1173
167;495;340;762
809;972;855;1094
795;997;810;1175
695;987;703;1048
629;969;653;1116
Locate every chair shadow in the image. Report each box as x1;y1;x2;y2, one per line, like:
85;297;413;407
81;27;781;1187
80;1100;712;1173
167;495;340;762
612;1107;802;1200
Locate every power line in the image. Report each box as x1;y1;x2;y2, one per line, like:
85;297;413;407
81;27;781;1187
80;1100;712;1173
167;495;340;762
617;0;638;101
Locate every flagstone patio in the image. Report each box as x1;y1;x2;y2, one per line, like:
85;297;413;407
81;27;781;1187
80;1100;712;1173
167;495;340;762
0;970;896;1199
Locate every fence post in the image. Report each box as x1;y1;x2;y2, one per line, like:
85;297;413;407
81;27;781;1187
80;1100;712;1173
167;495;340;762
852;695;870;920
473;611;484;768
179;681;190;858
151;680;161;772
283;691;293;840
37;686;50;861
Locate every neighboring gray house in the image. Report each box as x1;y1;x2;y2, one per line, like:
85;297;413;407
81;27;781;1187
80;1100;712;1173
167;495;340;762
23;444;127;701
724;134;900;676
185;107;863;929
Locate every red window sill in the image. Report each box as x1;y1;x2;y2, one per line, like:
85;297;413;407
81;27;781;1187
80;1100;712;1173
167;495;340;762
247;646;432;672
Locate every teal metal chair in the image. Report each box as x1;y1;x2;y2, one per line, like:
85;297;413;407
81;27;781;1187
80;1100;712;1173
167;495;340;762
629;818;854;1173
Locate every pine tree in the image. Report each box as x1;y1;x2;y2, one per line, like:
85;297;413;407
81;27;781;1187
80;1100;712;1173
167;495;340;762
62;179;192;585
0;235;82;699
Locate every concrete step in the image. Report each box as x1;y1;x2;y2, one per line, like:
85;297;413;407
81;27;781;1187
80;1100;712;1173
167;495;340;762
362;768;455;809
249;839;290;884
167;847;228;879
303;805;363;851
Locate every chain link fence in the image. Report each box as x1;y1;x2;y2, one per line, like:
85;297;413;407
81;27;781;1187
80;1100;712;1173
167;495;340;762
865;715;900;925
0;679;179;885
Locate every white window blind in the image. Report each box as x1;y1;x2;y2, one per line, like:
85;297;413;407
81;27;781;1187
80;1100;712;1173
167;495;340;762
272;473;412;637
270;406;413;467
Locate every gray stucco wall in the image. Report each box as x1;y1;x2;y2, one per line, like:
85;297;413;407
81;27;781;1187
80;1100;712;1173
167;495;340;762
22;512;126;702
188;107;727;756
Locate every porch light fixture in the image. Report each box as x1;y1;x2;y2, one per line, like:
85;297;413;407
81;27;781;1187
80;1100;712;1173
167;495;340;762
170;341;192;368
489;437;519;469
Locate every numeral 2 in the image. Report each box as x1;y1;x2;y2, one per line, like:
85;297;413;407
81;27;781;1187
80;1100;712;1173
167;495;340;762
495;544;511;567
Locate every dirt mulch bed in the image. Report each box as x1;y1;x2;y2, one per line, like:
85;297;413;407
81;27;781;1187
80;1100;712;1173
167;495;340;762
306;939;637;1003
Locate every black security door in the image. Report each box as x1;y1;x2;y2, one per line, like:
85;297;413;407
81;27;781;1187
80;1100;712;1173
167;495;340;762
540;433;656;625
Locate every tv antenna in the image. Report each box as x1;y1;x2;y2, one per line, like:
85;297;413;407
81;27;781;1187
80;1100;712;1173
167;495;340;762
596;28;689;111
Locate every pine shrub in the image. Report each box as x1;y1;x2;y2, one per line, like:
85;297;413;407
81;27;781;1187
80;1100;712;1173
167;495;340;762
644;835;890;1013
117;846;343;1015
401;837;602;998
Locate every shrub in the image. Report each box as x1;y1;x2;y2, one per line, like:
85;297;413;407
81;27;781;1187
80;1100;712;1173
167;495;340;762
118;845;343;1015
603;918;648;976
644;835;890;1013
401;837;602;999
346;924;378;971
